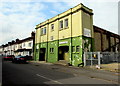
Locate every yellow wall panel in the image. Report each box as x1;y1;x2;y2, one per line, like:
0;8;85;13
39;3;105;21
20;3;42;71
59;15;72;39
72;11;82;37
35;28;40;44
48;20;59;41
40;25;48;43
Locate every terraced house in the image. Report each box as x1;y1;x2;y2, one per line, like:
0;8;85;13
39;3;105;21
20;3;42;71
34;3;94;66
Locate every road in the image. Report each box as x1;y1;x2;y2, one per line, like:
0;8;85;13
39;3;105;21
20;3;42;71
2;60;119;86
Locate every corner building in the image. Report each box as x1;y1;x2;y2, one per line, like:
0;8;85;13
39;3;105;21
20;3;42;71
34;3;94;66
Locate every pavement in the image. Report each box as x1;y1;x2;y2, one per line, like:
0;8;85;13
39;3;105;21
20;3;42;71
30;61;120;73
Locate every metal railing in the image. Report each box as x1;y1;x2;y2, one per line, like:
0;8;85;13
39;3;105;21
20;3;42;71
83;52;120;67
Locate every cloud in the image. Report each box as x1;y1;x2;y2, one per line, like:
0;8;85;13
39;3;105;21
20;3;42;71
0;2;47;44
0;0;119;45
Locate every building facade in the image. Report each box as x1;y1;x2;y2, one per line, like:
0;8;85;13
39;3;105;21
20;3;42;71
1;32;35;57
34;3;94;66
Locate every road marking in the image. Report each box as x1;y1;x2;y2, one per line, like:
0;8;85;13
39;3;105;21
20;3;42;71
36;74;63;84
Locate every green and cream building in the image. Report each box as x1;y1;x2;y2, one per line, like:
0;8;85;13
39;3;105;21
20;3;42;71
34;3;94;66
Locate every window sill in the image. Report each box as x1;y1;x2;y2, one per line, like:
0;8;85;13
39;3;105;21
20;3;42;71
76;52;80;54
50;52;54;54
72;52;76;54
41;34;46;36
64;27;69;29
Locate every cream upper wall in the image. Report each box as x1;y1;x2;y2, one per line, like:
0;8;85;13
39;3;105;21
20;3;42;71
35;28;41;43
48;20;59;41
59;15;72;39
72;11;82;37
35;3;93;44
40;25;48;43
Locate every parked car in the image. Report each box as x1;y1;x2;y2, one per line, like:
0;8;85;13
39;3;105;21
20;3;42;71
12;56;27;63
25;55;33;60
3;55;15;61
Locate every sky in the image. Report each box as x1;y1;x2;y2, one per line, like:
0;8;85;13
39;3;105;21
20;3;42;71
0;0;119;45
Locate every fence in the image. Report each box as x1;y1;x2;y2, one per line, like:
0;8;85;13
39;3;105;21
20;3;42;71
83;52;120;67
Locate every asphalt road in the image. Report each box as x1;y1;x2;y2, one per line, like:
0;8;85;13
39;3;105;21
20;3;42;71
2;60;119;86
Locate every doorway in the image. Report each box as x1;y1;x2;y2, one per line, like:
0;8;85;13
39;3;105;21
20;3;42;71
39;48;46;61
58;46;69;61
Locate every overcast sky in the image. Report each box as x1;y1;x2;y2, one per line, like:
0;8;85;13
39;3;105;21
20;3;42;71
0;0;119;45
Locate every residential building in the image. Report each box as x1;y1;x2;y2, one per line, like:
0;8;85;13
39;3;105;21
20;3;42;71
0;46;3;55
1;32;35;58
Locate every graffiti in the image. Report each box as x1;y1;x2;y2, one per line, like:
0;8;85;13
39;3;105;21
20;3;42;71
82;38;91;52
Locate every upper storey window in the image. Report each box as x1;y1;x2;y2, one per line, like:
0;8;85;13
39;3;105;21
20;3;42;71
64;18;68;28
41;27;46;35
59;20;63;29
51;24;54;31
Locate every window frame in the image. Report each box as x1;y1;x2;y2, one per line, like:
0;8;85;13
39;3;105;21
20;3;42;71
59;20;63;29
76;46;80;53
50;36;54;41
51;24;54;31
72;46;75;53
64;18;68;28
50;48;54;53
28;42;32;47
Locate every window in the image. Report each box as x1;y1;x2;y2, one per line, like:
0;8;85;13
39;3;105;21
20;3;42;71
76;46;80;52
41;27;46;35
59;20;63;29
43;27;46;35
50;48;54;53
51;24;54;31
41;28;43;35
72;46;75;52
23;43;25;47
28;43;32;47
50;36;54;40
64;18;68;28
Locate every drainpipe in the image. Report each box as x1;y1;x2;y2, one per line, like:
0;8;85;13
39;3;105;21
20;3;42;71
70;8;73;65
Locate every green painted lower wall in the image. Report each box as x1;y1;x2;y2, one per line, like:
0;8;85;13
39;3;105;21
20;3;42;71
71;36;83;66
34;35;94;67
47;41;58;63
34;43;40;61
59;38;72;64
40;42;48;61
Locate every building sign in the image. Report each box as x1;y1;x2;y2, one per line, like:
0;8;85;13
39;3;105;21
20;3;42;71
84;28;91;37
59;41;68;44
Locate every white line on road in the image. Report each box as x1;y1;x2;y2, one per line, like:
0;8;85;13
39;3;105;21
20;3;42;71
36;74;63;84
